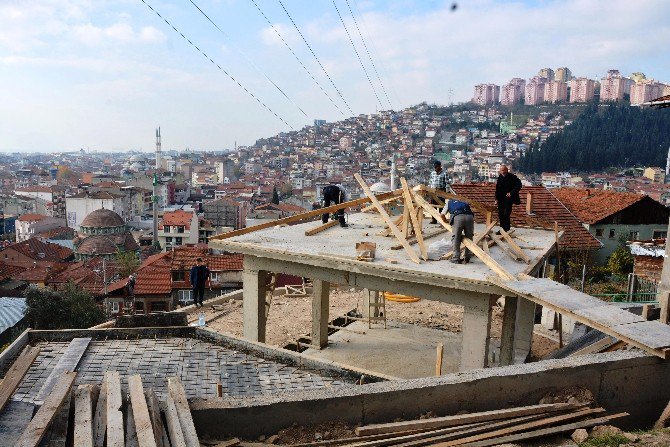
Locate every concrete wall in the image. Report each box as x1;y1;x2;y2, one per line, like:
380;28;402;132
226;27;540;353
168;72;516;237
590;223;667;264
190;350;670;439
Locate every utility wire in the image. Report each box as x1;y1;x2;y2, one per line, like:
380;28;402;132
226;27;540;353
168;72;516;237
248;0;347;117
138;0;294;129
332;0;384;110
276;0;354;115
344;0;393;110
351;0;402;108
187;0;308;118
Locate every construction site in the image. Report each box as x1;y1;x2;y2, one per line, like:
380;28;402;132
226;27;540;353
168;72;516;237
2;177;670;447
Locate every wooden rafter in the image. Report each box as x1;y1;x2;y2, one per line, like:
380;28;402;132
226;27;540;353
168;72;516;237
400;178;427;260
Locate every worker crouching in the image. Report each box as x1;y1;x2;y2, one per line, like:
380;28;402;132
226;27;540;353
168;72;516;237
441;199;475;264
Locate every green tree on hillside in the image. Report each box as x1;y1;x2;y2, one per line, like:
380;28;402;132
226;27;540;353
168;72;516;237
25;282;105;329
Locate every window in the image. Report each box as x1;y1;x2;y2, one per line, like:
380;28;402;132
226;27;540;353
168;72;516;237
177;226;185;233
111;301;119;313
164;225;171;233
210;272;220;283
653;230;667;239
165;237;172;243
595;229;604;237
609;229;616;239
628;231;639;241
178;290;193;305
172;271;185;281
175;237;183;245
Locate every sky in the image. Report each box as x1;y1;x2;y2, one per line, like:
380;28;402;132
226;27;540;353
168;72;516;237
0;0;669;153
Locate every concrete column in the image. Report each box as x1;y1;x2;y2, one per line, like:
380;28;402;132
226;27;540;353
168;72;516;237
658;218;670;324
361;289;380;318
242;256;268;343
460;294;496;370
499;296;518;366
513;298;536;362
311;280;330;349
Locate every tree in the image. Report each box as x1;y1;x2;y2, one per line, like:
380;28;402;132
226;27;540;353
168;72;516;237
271;186;280;204
607;246;634;277
116;250;141;278
25;282;105;329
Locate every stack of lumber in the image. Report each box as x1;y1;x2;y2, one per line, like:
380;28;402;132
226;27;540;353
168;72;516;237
0;364;201;447
287;403;627;447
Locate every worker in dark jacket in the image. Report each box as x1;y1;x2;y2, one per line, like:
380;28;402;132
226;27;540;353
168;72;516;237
441;199;475;264
321;184;348;227
495;165;522;233
190;257;210;307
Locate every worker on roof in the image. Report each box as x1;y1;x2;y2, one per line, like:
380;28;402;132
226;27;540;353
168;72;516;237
495;165;522;233
429;160;449;224
441;198;475;264
321;183;348;228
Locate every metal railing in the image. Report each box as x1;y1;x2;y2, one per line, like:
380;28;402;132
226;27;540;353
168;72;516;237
592;292;658;304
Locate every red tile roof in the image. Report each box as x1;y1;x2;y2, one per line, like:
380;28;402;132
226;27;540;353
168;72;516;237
451;183;601;250
0;262;26;282
107;251;172;296
2;239;73;262
159;210;195;230
551;188;646;225
17;213;48;222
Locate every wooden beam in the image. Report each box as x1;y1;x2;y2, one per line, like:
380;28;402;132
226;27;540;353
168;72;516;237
211;189;402;240
361;194;403;212
168;377;200;447
74;385;94;447
489;232;522;262
145;389;169;447
441;219;497;260
0;346;40;414
305;220;338;236
92;375;108;447
34;337;90;405
354;173;420;264
105;371;124;447
163;394;187;447
392;227;448;250
355;403;583;436
435;343;444;376
380;215;403;237
126;399;139;447
128;375;158;447
401;178;427;260
401;191;411;237
15;371;76;447
500;229;531;263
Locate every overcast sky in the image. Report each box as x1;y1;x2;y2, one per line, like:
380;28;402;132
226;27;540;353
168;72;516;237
1;0;668;152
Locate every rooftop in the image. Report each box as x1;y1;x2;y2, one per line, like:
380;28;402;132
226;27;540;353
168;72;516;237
551;188;646;224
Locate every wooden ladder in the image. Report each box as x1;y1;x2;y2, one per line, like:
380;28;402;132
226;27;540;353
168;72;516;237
264;272;278;318
367;290;387;329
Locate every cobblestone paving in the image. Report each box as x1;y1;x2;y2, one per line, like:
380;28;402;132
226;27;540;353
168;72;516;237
13;338;349;403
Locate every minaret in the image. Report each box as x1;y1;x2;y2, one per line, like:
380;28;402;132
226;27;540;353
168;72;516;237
155;127;162;170
152;127;161;249
390;154;397;190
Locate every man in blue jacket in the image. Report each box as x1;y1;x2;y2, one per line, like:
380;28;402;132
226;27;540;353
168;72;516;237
441;199;475;264
190;257;210;307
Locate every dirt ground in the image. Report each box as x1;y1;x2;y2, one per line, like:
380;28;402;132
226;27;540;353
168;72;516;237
196;287;558;361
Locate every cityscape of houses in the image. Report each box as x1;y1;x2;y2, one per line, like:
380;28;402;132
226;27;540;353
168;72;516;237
474;67;670;106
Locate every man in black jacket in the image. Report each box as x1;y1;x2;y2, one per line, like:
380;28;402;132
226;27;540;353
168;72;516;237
190;257;210;307
495;165;522;232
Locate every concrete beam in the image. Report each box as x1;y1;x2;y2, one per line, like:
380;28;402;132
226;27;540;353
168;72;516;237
499;296;518;366
460;294;497;370
242;256;269;343
513;298;536;363
311;280;330;349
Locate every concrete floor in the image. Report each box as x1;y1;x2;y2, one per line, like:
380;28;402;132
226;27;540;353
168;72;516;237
303;320;496;379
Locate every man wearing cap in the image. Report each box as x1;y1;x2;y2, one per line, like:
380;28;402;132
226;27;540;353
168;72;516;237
429;160;449;224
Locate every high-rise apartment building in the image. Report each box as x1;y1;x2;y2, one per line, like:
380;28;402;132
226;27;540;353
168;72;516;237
600;70;626;102
569;77;595;103
630;72;646;83
630;80;664;105
500;78;525;105
538;68;555;81
544;80;568;103
555;67;572;82
525;78;546;105
473;84;500;106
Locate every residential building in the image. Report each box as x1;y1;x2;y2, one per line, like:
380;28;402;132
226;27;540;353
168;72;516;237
202;198;247;230
473;84;500;106
13;186;66;218
555;67;572;82
157;210;199;250
630;80;664;105
0;238;73;267
538;68;555;81
524;79;546;105
544;80;568;103
15;214;66;242
552;188;670;264
643;167;665;183
627;239;664;282
600;70;626;102
569;77;595;103
216;159;236;184
65;191;128;231
500;78;525;105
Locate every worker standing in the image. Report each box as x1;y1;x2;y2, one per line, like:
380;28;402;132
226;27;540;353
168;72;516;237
494;165;522;233
190;257;210;307
321;183;348;228
429;160;449;224
441;199;475;264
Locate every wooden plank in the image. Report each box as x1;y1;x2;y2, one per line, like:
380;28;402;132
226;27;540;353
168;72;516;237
44;389;72;447
126;398;139;447
145;389;169;447
574;305;646;327
380;215;403;237
442;221;496;260
655;400;670;429
105;371;124;447
128;375;158;447
354;174;420;264
570;336;616;357
15;372;76;447
74;385;94;447
400;178;427;260
499;229;531;263
355;403;582;436
92;378;108;447
212;438;241;447
361;194;403;212
463;412;628;447
609;321;670;350
167;377;199;447
35;338;91;405
305;220;339;236
435;343;443;376
211;189;402;240
401;191;411;237
162;394;187;447
489;232;522;262
391;227;449;249
0;346;40;414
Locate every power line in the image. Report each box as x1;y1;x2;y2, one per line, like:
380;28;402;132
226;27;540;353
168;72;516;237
351;0;402;108
138;0;294;130
248;0;347;117
187;0;308;119
276;0;354;115
332;0;384;110
344;0;393;110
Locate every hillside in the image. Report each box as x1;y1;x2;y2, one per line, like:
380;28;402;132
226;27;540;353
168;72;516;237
517;103;670;174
